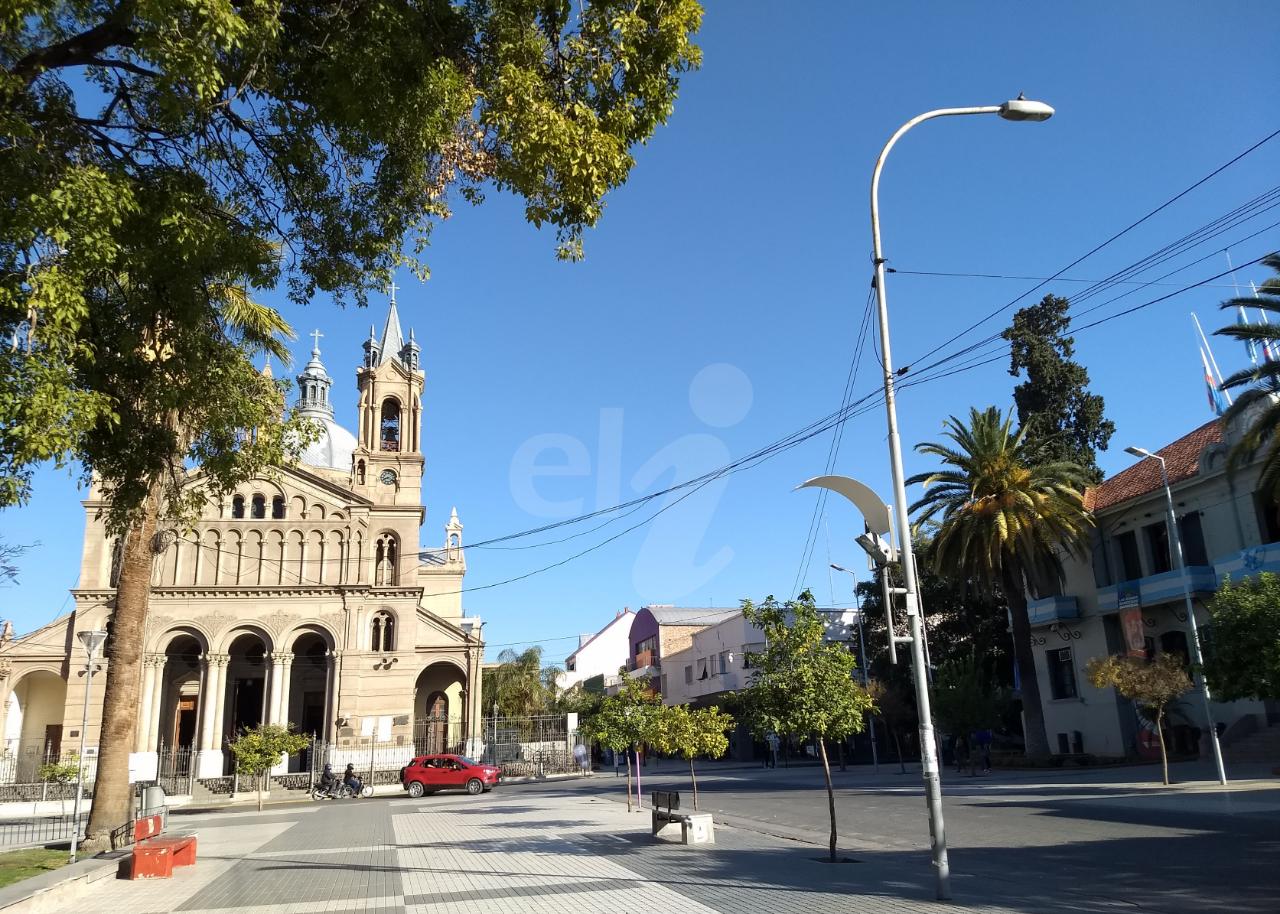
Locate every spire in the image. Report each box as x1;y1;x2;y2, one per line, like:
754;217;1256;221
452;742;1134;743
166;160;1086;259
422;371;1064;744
362;322;380;368
400;326;421;371
294;330;333;419
379;285;404;362
262;354;273;379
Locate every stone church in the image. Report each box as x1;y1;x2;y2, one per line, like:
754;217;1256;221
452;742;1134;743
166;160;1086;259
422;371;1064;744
0;294;484;782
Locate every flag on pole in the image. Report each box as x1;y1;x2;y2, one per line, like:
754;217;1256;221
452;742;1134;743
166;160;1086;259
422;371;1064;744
1238;306;1259;366
1201;346;1228;416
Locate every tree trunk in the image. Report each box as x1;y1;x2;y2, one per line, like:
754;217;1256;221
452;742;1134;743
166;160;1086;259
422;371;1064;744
892;725;906;774
624;749;633;813
1156;708;1169;786
258;771;264;812
82;491;159;852
837;739;846;772
689;757;698;811
1003;570;1052;758
818;737;837;863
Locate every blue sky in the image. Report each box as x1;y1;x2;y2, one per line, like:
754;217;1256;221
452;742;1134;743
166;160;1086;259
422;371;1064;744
2;1;1277;661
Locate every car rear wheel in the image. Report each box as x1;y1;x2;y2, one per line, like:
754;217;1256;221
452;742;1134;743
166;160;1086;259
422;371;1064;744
407;780;425;798
466;778;484;795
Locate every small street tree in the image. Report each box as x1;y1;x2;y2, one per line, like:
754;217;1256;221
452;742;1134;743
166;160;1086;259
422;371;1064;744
651;704;733;810
1086;654;1191;786
579;676;661;812
931;658;1002;775
1204;574;1280;702
228;725;309;812
741;593;873;862
38;755;79;815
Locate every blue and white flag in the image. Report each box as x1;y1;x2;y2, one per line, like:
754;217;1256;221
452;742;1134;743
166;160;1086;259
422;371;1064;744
1202;346;1228;416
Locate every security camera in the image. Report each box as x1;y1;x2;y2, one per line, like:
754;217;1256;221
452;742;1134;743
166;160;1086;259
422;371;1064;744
856;531;895;567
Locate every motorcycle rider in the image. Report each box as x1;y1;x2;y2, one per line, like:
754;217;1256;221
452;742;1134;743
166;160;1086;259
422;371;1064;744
343;762;363;794
318;763;337;798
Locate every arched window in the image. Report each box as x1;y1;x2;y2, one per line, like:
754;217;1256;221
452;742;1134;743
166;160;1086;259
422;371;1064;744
232;495;245;519
380;399;401;452
251;494;266;519
272;495;285;519
374;534;398;586
371;611;395;652
356;460;366;485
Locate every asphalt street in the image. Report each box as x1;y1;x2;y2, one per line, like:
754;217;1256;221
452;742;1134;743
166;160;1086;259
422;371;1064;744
566;759;1280;913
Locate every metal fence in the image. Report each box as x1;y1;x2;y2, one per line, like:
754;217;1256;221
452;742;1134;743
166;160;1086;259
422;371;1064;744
479;714;579;777
0;814;85;849
0;741;98;787
155;747;196;797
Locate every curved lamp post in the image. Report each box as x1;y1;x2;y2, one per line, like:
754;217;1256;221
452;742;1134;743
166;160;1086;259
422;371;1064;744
864;95;1055;900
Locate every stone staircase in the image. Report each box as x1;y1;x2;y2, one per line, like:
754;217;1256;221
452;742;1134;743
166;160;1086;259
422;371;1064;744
1223;720;1280;765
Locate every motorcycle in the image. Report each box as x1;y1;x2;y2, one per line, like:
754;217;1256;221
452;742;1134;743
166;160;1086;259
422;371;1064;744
311;779;374;800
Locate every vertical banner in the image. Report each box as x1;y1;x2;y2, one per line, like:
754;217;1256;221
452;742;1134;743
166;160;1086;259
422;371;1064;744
1120;607;1146;658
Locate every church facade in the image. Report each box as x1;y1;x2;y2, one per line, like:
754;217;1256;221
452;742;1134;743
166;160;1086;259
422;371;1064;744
0;296;484;783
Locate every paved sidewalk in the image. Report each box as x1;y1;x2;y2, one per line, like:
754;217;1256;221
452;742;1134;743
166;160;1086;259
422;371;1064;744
50;782;1251;914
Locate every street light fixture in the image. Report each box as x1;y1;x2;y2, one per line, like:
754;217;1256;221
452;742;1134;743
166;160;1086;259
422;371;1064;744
830;563;879;773
1124;445;1229;786
869;97;1054;901
68;629;108;864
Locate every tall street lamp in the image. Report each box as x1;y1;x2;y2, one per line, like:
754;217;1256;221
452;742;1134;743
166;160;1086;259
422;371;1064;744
68;629;108;864
830;563;879;773
1124;446;1229;786
869;95;1054;900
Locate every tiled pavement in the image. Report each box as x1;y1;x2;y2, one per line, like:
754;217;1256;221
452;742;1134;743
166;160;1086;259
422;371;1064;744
49;784;1257;914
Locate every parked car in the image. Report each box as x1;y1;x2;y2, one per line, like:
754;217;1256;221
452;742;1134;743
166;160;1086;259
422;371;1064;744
400;754;501;797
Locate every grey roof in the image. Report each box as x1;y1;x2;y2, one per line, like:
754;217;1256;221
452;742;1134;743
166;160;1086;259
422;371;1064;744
379;296;404;364
640;606;739;626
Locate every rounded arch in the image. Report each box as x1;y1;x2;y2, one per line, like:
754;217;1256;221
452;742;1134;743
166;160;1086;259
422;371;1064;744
151;624;211;655
216;624;276;655
369;607;398;652
5;669;69;769
413;661;468;755
8;665;68;689
373;531;399;586
279;621;338;653
379;397;402;452
311;503;326;520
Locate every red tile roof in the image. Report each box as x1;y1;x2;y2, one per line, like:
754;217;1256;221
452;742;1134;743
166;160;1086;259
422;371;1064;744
1085;419;1223;512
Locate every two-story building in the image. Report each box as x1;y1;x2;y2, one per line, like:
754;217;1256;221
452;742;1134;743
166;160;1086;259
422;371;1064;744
1029;417;1279;760
559;609;635;693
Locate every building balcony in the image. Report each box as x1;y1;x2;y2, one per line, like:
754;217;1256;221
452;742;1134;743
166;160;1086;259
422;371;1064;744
1213;540;1280;581
1097;566;1218;613
1027;595;1079;627
628;650;658;672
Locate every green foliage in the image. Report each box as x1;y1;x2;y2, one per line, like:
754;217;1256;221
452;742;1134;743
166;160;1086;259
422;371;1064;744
856;538;1013;688
651;704;732;762
908;407;1093;598
227;724;309;777
37;756;79;785
1204;573;1280;701
1215;253;1280;495
931;658;1002;742
1002;294;1115;483
1086;653;1191;785
739;593;872;743
908;406;1094;758
578;676;662;752
1;0;703;508
482;646;563;717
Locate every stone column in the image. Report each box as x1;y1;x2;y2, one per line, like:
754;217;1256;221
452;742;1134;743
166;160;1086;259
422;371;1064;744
267;653;286;725
136;655;160;752
198;655;222;751
275;655;294;726
210;654;229;745
195;653;228;779
323;651;340;743
145;656;167;753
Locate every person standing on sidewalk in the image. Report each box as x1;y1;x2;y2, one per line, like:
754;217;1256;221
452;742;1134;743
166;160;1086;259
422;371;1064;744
975;728;992;774
765;732;779;769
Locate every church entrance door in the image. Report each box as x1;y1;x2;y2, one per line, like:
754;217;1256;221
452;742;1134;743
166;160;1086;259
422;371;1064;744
172;696;198;749
232;678;265;732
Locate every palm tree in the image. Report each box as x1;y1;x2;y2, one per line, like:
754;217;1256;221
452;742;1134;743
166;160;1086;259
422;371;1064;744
1215;252;1280;493
484;646;560;718
907;406;1092;758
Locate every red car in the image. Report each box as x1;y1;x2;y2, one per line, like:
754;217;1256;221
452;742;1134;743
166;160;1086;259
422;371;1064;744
400;754;500;797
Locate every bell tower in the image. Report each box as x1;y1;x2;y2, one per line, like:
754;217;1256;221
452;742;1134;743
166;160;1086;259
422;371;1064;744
353;283;424;508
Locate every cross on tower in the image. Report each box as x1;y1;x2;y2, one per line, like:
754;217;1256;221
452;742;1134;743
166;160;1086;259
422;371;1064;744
310;328;324;352
388;280;399;304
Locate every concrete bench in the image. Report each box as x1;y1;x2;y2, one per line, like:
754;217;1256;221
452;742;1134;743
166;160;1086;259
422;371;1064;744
650;790;714;845
119;815;198;879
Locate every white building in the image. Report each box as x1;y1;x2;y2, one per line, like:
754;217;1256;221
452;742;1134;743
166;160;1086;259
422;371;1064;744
559;609;635;692
1029;417;1279;761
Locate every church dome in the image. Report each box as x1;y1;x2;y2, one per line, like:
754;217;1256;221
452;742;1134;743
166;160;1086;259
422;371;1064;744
292;333;357;471
299;415;358;471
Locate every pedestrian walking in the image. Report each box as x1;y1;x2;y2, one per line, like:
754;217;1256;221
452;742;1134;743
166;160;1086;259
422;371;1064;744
765;732;779;769
976;728;992;774
612;748;621;777
573;742;590;777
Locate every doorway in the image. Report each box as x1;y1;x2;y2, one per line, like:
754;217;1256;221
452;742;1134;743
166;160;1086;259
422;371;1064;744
232;678;265;732
173;696;198;749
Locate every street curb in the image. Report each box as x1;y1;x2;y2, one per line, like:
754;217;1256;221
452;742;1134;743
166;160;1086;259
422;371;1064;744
0;850;128;914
